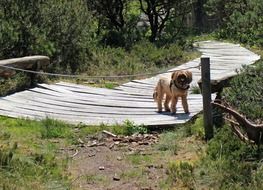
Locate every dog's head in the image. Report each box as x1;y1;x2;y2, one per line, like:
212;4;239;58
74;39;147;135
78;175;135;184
170;70;192;90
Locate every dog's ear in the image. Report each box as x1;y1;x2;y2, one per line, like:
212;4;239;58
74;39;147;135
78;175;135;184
171;72;175;80
171;71;179;80
185;71;193;83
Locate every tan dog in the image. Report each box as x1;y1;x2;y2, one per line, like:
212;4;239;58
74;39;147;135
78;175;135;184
153;77;172;113
153;70;192;114
170;70;192;114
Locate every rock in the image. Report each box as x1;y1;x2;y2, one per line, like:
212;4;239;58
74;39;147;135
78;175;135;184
113;174;120;181
88;140;98;147
109;143;115;149
117;156;123;161
78;138;84;144
139;141;149;145
99;166;105;170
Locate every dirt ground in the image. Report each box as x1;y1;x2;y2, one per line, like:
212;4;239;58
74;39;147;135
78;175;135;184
66;131;202;190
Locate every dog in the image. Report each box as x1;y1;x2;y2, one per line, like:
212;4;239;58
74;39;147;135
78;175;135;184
153;70;192;114
170;70;192;114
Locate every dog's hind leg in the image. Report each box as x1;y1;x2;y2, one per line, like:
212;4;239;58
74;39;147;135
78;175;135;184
182;96;189;114
157;92;164;112
164;94;171;112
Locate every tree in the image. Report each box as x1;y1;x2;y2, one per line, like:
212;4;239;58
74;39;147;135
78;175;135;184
205;0;263;46
87;0;127;31
138;0;194;42
193;0;206;32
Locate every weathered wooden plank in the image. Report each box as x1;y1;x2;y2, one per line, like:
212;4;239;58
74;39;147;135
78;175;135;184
0;56;50;78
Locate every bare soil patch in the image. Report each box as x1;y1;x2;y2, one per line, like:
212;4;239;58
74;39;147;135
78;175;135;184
66;131;203;190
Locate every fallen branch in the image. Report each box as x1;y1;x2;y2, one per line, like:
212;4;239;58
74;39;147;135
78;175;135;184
225;117;254;144
212;101;263;144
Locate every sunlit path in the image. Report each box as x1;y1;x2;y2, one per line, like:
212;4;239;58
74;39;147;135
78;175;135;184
0;41;260;126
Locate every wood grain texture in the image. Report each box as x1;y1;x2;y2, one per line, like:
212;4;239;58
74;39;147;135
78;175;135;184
0;41;260;126
0;56;50;78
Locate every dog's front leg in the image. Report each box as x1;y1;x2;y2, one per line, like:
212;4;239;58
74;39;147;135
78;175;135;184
170;96;178;114
182;96;189;114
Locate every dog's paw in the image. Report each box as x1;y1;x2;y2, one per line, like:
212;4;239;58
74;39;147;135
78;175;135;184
170;112;176;115
165;108;171;112
185;111;190;115
157;110;163;113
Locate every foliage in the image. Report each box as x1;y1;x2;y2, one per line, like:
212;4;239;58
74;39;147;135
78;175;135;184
40;118;73;139
183;117;205;138
87;41;197;77
122;120;148;135
190;62;263;188
0;116;71;189
205;0;263;46
0;73;31;96
194;125;263;189
223;61;263;122
87;0;126;31
139;0;194;42
167;161;195;189
0;0;94;73
156;132;178;154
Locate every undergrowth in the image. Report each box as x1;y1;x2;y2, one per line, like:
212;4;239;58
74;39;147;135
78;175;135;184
166;61;263;189
223;60;263;122
0;116;72;189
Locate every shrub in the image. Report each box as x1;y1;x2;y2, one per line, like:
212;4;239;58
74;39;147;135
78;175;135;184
223;61;263;122
0;0;94;73
156;132;178;154
195;125;262;189
206;0;263;47
167;161;195;189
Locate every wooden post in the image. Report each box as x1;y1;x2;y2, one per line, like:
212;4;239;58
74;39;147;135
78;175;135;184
201;57;213;140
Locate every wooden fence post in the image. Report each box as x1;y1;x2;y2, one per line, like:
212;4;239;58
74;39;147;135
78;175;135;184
201;57;213;140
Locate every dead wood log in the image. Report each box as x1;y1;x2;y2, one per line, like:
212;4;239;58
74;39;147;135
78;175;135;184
212;101;263;144
0;56;50;78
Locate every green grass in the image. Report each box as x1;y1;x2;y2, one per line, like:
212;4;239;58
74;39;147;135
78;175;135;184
191;85;201;94
85;174;108;184
127;154;153;165
166;161;195;189
40;118;73;139
156;131;178;155
0;116;72;189
78;120;148;138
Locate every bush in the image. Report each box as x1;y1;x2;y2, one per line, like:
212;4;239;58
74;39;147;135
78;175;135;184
194;125;263;189
206;0;263;47
223;61;263;122
167;161;195;189
0;0;94;73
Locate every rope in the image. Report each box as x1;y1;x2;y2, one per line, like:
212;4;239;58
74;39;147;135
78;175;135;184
0;64;200;79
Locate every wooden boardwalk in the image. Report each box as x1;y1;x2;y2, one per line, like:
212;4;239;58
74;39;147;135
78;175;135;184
0;41;260;126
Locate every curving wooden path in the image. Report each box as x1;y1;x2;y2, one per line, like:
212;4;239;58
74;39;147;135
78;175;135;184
0;41;260;126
